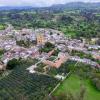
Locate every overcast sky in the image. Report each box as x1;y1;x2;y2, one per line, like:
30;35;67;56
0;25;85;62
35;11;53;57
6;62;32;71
0;0;100;7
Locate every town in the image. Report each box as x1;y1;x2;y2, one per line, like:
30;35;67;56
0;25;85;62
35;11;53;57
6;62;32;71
0;1;100;99
0;24;100;100
0;24;100;72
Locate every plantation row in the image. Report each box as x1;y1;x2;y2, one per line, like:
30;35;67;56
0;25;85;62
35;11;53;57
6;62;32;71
0;59;59;100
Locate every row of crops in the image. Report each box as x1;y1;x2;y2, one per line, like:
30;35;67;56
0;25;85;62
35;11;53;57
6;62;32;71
0;58;59;100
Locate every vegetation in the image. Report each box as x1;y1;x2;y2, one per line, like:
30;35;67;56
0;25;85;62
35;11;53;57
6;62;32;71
35;62;46;73
47;61;76;76
71;50;94;59
35;60;76;76
0;4;100;38
52;62;100;100
39;42;55;53
0;24;6;30
47;56;56;61
0;58;59;100
6;58;20;70
16;39;33;48
53;74;100;100
52;49;60;56
0;3;100;100
0;49;5;56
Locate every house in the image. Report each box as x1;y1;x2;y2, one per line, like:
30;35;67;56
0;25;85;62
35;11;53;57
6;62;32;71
88;45;100;50
55;74;65;80
93;54;100;60
43;53;69;68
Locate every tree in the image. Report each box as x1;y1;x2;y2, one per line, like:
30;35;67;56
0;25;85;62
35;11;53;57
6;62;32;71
7;58;20;70
79;84;86;100
39;42;55;53
0;49;5;56
51;92;76;100
45;42;55;48
92;78;100;91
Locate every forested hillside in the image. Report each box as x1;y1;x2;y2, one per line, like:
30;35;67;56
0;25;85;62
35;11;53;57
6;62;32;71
0;2;100;38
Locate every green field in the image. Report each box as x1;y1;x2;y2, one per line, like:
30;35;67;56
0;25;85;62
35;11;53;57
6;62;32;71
53;74;100;100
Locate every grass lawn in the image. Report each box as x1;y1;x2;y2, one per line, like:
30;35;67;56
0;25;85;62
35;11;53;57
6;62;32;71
53;74;100;100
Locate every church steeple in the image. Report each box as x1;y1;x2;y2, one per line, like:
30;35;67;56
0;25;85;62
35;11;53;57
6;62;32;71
36;32;45;45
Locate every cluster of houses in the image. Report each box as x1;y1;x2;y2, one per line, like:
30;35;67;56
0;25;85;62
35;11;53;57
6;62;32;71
70;56;99;67
1;46;39;65
0;25;100;71
0;39;16;51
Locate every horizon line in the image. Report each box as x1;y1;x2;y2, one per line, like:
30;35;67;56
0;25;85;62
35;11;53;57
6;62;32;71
0;1;100;7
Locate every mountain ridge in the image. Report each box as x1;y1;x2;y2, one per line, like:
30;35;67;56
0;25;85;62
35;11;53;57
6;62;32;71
0;2;100;10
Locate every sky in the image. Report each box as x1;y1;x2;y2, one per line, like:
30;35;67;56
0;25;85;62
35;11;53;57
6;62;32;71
0;0;100;7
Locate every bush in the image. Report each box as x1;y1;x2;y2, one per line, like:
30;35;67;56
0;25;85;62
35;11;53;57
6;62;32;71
16;40;32;48
0;49;5;56
92;78;100;91
6;58;20;70
39;42;55;53
52;49;60;56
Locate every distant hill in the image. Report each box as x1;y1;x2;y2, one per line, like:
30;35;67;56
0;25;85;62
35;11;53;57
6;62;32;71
0;6;33;10
50;2;100;10
0;2;100;11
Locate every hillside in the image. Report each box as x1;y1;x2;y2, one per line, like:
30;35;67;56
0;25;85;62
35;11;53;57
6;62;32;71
0;2;100;38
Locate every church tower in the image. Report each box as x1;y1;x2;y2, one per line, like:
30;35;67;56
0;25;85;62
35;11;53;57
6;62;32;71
36;33;45;45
